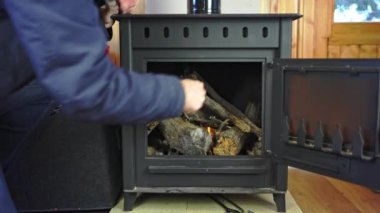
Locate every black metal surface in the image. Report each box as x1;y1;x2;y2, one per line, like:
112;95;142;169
147;165;268;174
332;124;344;154
117;14;380;212
296;119;306;146
279;59;380;156
273;58;380;190
125;187;278;194
188;0;207;14
123;192;137;211
117;14;299;212
273;193;286;212
127;20;281;49
114;13;302;20
188;0;221;14
314;121;324;150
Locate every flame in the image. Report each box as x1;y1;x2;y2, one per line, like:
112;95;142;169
206;126;216;141
207;127;212;135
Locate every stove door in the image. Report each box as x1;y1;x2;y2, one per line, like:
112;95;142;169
271;59;380;190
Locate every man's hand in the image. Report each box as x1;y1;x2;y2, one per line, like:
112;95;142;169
118;0;139;14
101;1;119;28
180;79;206;113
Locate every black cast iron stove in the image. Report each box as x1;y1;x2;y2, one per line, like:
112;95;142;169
115;14;380;212
116;14;299;212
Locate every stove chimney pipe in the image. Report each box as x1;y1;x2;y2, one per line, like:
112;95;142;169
188;0;220;14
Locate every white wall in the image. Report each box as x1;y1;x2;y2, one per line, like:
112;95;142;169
145;0;261;14
146;0;188;14
221;0;261;14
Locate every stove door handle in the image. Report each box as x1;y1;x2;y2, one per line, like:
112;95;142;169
148;165;268;174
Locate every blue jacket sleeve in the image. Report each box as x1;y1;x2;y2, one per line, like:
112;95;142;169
3;0;185;123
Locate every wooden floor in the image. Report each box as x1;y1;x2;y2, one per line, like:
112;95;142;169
71;168;380;213
288;168;380;213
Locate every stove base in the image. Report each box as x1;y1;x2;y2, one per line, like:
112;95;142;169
122;187;286;212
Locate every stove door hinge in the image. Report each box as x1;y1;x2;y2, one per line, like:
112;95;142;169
266;62;274;69
265;149;272;155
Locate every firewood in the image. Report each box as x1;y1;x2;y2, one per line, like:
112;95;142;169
244;102;260;125
247;140;263;156
147;146;157;156
184;112;231;130
204;96;262;137
147;121;159;135
212;127;248;156
186;72;262;137
158;118;212;155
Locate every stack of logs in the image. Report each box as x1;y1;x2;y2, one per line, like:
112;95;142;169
147;72;263;156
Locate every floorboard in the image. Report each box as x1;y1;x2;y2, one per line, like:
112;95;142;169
288;167;380;213
52;168;380;213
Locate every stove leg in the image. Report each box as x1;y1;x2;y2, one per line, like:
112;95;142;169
273;193;286;212
123;192;137;211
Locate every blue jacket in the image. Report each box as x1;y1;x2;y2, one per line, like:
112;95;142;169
0;0;184;123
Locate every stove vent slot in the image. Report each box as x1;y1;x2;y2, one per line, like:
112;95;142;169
203;27;209;38
130;19;280;48
262;27;269;38
164;27;170;38
223;27;229;38
183;27;189;38
242;27;248;38
144;27;150;38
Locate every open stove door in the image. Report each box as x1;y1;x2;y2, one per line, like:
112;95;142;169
271;58;380;190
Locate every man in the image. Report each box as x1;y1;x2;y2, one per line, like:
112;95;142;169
0;0;206;212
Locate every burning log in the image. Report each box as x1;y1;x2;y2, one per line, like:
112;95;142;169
212;127;249;156
184;112;231;130
204;96;261;137
158;118;213;155
186;72;262;137
153;71;262;156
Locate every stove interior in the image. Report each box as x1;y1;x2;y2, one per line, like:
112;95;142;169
146;62;264;157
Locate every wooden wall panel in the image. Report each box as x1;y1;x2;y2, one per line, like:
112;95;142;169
269;0;334;58
260;0;270;13
269;0;298;13
328;45;380;58
329;23;380;45
328;23;380;58
269;0;380;59
313;0;334;58
328;45;340;58
359;45;378;58
269;0;299;58
340;45;360;58
299;0;316;58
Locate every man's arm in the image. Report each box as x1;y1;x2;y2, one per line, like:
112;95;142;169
4;0;185;123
